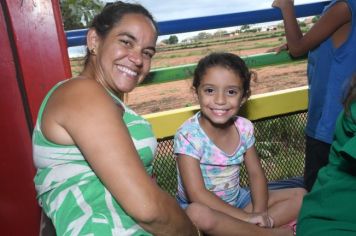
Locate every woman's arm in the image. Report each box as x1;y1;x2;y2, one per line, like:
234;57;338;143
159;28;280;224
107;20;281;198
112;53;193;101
42;78;197;236
177;154;251;222
272;0;351;57
244;145;268;214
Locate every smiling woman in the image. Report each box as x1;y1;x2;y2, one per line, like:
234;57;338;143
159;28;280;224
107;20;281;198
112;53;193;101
85;13;157;95
32;1;198;235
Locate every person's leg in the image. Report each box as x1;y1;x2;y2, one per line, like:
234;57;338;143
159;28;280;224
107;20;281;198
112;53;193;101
304;136;331;191
266;188;307;227
186;203;294;236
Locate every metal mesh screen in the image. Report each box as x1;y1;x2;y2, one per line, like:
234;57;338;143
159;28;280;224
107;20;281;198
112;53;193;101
153;139;177;195
153;111;307;195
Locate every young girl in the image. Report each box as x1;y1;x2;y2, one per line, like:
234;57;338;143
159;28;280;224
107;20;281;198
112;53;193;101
174;52;306;234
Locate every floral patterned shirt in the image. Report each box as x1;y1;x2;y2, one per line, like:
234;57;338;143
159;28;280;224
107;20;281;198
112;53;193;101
174;112;255;207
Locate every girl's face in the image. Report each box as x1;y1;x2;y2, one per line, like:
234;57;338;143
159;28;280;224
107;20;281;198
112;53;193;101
197;66;247;127
91;13;157;93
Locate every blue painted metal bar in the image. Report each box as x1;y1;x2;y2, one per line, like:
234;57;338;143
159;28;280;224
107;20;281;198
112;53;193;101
158;1;329;34
66;28;88;47
66;1;330;47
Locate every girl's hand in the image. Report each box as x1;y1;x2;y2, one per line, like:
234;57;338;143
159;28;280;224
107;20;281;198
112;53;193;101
266;43;288;54
247;212;274;228
272;0;294;9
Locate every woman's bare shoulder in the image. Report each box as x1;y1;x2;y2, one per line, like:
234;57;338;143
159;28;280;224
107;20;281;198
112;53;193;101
42;77;123;144
58;77;105;96
46;77;121;123
53;77;111;106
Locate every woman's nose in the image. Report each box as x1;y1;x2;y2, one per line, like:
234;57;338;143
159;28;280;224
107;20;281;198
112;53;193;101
128;49;143;66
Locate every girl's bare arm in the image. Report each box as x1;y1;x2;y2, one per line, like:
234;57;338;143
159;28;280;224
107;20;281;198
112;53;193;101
244;145;268;214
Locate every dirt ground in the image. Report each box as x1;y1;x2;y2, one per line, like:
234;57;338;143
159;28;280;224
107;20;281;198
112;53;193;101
126;45;308;115
70;36;309;115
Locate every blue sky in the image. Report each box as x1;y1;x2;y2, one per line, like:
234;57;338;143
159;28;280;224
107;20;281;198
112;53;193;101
122;0;319;21
69;0;320;57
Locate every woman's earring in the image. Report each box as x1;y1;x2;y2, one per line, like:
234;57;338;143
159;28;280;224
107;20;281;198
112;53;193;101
90;48;96;55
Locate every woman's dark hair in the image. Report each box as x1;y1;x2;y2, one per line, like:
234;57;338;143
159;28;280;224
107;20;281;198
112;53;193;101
84;1;158;66
343;75;356;115
193;52;254;98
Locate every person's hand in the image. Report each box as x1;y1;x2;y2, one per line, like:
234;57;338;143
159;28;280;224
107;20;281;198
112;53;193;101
247;212;274;228
271;0;294;9
266;43;288;54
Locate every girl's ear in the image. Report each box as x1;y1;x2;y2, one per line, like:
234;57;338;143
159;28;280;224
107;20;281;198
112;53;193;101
240;95;248;107
87;29;99;53
241;89;251;106
192;86;199;101
241;98;246;107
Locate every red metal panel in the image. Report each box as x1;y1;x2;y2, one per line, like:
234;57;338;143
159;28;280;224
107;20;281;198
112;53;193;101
0;5;40;236
3;0;72;126
0;0;72;235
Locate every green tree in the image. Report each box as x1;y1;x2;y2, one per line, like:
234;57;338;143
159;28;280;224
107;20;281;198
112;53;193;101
161;35;179;45
214;29;228;38
60;0;104;30
195;32;212;40
240;24;251;31
312;15;320;23
277;22;285;29
297;19;306;27
168;35;179;44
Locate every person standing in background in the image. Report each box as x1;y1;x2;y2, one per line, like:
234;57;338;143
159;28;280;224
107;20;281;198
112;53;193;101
271;0;356;191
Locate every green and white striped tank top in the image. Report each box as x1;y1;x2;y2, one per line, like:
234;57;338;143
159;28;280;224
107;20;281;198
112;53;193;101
33;80;157;235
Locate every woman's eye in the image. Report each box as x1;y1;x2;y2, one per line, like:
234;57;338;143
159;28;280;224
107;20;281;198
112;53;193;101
120;39;131;47
143;51;154;59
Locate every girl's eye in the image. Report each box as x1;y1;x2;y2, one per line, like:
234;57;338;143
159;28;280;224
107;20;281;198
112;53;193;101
204;88;214;94
227;89;238;95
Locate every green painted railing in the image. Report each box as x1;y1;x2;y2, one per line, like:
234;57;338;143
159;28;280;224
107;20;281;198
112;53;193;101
142;51;305;86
